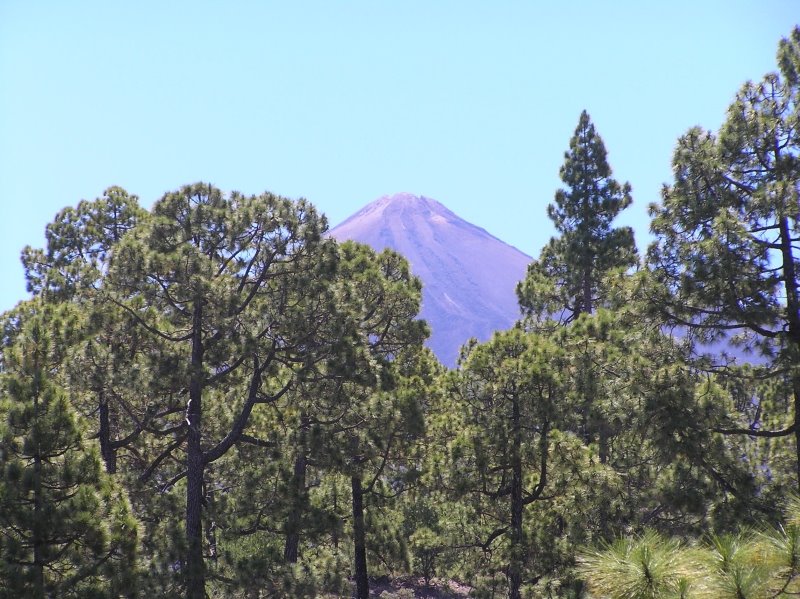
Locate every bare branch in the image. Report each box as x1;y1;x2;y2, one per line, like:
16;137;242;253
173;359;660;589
139;434;187;483
713;423;795;438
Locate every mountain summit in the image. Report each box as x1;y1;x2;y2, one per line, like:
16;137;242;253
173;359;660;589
330;193;531;367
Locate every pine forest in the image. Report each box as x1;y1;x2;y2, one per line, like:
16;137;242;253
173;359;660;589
2;26;799;599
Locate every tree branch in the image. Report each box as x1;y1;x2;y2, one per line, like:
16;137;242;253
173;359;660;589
139;434;187;483
238;434;276;449
203;354;291;465
713;423;795;438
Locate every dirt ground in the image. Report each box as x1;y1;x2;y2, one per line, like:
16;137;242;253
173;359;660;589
364;576;472;598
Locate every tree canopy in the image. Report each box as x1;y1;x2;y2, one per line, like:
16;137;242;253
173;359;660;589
518;110;637;324
647;25;800;489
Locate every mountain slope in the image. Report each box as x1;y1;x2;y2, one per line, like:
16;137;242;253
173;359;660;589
330;193;531;367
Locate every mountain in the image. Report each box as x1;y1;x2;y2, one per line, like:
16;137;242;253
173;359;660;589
330;193;531;367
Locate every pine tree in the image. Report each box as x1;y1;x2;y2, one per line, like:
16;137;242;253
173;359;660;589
448;329;571;599
182;241;430;598
105;183;340;598
647;27;800;490
0;302;137;598
559;305;766;534
21;186;145;303
578;496;800;598
20;187;152;475
312;242;429;599
518;110;637;324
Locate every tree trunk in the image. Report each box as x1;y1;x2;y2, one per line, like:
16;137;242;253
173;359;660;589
186;302;206;599
582;261;593;316
99;395;117;474
508;395;524;599
793;377;800;494
31;367;45;599
779;215;800;491
284;415;309;563
351;475;369;599
283;456;304;562
32;451;45;599
580;180;594;317
598;419;609;465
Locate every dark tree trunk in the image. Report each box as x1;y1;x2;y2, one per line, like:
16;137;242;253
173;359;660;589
282;457;304;562
598;419;609;465
581;262;593;317
284;415;309;563
508;395;524;599
351;475;369;599
186;302;206;599
779;215;800;491
580;180;594;317
793;378;800;494
99;396;117;474
33;451;45;599
31;373;45;599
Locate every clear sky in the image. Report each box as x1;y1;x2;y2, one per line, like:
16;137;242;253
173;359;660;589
0;1;795;313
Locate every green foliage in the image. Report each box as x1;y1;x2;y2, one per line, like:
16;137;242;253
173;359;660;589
0;302;137;598
104;183;344;597
579;496;800;598
518;110;637;324
647;26;800;491
21;186;145;302
438;329;616;596
579;530;701;599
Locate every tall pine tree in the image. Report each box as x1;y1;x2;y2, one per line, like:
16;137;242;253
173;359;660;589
20;188;155;475
518;110;637;324
106;183;341;598
647;27;800;490
310;242;429;599
0;302;137;598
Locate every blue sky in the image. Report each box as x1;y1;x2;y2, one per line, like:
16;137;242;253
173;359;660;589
0;1;795;313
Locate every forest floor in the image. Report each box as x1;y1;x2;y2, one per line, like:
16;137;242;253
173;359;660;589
363;576;472;597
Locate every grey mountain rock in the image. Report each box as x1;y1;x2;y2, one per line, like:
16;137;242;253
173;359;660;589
330;193;531;367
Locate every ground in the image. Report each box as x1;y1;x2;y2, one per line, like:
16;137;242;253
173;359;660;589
364;576;472;598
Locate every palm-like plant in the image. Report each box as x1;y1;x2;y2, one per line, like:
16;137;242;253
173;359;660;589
579;498;800;598
699;532;770;598
578;530;700;598
757;495;800;596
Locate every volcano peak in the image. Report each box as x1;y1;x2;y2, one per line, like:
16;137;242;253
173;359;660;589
330;194;530;367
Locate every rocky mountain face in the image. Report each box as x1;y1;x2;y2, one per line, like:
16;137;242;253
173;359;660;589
330;193;531;367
